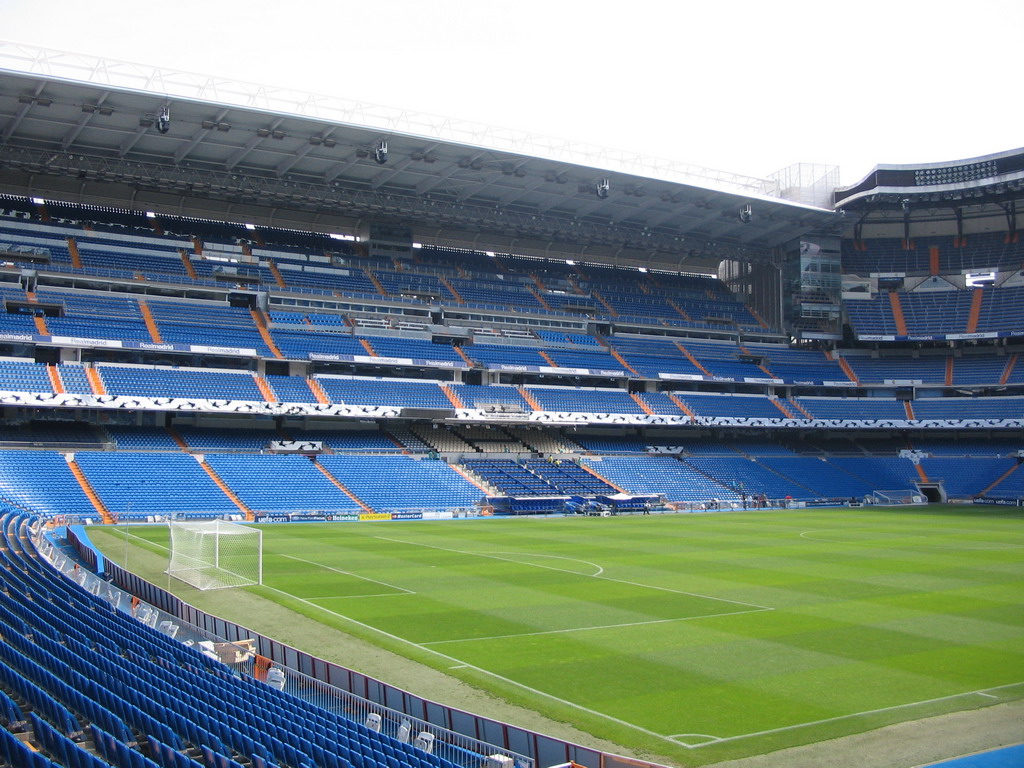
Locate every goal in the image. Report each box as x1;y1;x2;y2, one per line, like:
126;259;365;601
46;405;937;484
867;489;927;506
166;520;262;590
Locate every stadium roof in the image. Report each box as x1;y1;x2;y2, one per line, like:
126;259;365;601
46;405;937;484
833;146;1024;210
0;42;842;273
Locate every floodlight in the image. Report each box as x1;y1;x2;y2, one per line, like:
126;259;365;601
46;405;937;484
156;105;170;134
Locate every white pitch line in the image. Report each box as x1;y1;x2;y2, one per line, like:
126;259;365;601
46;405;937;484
304;593;409;601
256;582;676;746
281;554;414;594
477;551;605;576
669;733;722;747
798;529;1024;549
374;535;773;611
675;681;1024;749
116;528;167;549
421;607;771;645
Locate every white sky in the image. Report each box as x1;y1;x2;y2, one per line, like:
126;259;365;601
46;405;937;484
4;0;1023;187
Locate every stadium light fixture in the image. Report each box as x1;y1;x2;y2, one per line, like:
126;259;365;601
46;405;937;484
156;105;170;134
596;178;610;199
373;139;388;165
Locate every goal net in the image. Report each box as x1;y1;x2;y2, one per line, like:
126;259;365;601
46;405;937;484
166;520;262;590
867;489;926;505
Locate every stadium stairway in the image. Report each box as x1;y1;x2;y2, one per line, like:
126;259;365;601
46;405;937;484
179;248;198;279
448;463;496;495
249;308;284;359
198;459;256;520
65;458;115;525
311;460;373;511
307;377;331;405
1000;353;1018;385
46;364;64;394
887;292;909;335
978;462;1021;498
675;342;712;376
254;374;277;403
66;235;83;268
578;462;628;494
137;300;164;343
837;356;860;384
266;258;288;289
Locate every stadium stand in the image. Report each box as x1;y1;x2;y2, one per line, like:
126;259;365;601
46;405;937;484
319;455;482;510
2;87;1024;768
583;455;740;503
0;451;97;517
526;386;644;414
0;510;489;768
97;365;265;401
204;454;364;514
75;452;241;520
316;376;452;408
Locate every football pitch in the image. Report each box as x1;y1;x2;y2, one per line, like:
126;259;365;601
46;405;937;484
91;505;1024;766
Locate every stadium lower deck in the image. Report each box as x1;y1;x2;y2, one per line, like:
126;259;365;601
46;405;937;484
0;425;1021;522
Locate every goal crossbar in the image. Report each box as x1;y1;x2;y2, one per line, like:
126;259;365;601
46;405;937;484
166;520;262;590
868;489;926;505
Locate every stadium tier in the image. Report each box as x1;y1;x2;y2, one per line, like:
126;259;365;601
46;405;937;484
845;287;1024;339
75;452;241;520
841;233;1024;277
0;423;1018;521
0;450;97;517
96;365;266;400
582;456;740;502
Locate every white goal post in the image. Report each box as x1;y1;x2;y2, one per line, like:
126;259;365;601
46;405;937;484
166;520;263;590
867;489;927;505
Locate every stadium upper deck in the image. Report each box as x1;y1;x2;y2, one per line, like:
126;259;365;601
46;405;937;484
0;44;841;276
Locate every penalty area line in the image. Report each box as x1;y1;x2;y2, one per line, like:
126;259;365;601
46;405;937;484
114;528;169;550
256;582;678;748
421;607;772;646
281;554;414;595
375;535;773;612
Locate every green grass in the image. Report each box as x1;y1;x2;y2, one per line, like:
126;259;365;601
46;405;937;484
94;505;1024;765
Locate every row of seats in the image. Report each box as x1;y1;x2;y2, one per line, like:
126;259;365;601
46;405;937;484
841;233;1024;276
582;453;1018;503
10;421;1020;462
846;286;1024;338
4;443;1020;516
3;271;1024;386
12;214;1024;356
0;217;764;333
0;358;1021;422
0;512;470;768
